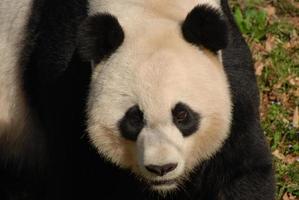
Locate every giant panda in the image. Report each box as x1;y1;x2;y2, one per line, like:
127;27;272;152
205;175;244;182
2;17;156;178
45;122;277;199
0;0;275;199
76;0;275;199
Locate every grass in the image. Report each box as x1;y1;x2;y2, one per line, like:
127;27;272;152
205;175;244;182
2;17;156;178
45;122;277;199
230;0;299;199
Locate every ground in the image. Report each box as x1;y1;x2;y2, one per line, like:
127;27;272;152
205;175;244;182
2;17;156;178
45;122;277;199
230;0;299;199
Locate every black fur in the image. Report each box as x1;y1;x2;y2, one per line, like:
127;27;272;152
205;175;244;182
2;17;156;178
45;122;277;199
1;0;91;199
1;0;275;199
172;102;200;137
22;0;91;198
182;5;228;52
118;105;145;141
78;13;125;63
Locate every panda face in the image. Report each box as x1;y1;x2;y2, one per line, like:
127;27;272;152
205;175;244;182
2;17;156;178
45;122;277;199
87;37;231;192
82;2;232;193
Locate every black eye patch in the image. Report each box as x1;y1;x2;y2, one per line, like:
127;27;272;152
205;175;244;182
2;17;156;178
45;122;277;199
118;105;145;141
172;102;200;137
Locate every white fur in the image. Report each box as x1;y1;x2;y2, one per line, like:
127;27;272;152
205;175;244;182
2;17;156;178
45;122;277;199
87;0;231;192
89;0;221;17
0;0;32;141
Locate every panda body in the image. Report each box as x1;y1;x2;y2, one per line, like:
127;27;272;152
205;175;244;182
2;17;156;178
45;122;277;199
0;0;275;199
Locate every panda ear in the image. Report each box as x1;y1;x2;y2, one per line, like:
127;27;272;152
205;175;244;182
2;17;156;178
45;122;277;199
78;13;125;63
182;5;228;52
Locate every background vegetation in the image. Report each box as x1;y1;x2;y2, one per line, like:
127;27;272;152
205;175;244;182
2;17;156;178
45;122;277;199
230;0;299;199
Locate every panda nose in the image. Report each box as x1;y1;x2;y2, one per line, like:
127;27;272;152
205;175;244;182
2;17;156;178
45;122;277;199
145;163;178;176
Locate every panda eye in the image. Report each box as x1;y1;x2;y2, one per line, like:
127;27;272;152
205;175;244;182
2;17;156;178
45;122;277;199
174;110;188;123
127;107;144;124
118;105;145;141
172;103;200;137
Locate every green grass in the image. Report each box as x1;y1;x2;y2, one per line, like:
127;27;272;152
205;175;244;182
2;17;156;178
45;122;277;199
231;0;299;199
234;6;268;40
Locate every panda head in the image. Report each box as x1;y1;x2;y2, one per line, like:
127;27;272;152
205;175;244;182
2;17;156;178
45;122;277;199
79;4;231;193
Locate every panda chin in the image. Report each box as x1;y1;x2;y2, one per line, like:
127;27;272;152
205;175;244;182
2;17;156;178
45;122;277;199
151;182;177;191
150;182;178;195
136;174;179;193
145;178;179;194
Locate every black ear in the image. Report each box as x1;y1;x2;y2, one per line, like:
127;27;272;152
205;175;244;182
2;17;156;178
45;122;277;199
182;5;228;52
78;13;125;63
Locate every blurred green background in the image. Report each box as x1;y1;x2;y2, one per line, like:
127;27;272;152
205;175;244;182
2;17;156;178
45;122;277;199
230;0;299;199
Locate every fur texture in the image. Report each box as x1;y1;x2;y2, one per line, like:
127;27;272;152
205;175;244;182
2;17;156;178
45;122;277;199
1;0;90;199
182;5;228;52
78;13;125;63
0;1;47;198
0;0;275;199
0;0;32;146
